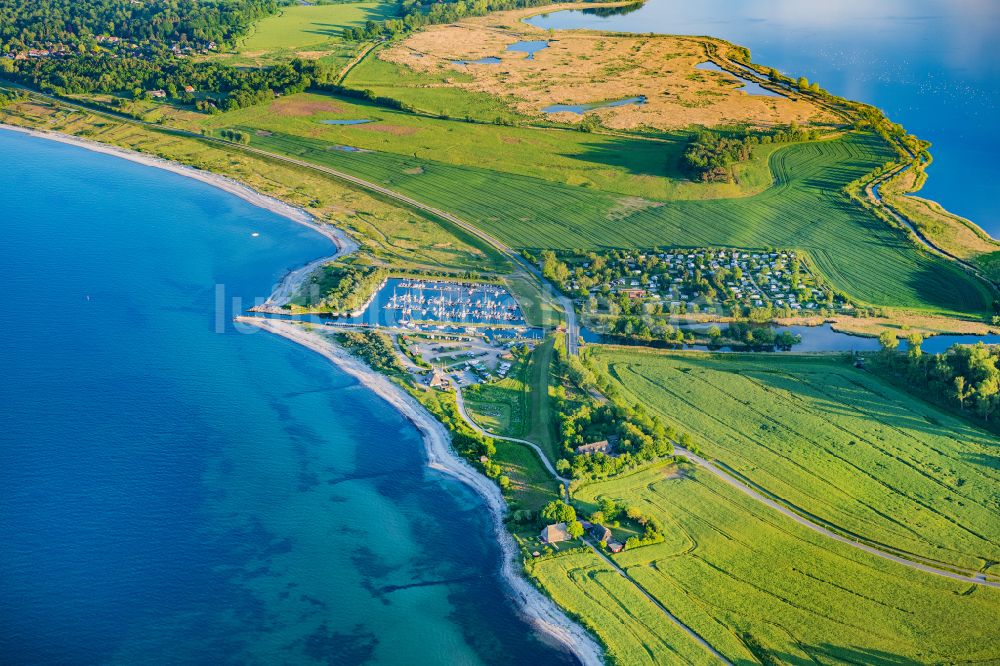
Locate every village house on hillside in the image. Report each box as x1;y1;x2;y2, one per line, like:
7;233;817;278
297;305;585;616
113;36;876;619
540;523;570;544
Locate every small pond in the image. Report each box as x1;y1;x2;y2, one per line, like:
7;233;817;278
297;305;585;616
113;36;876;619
452;56;502;65
543;95;647;114
320;119;373;125
695;61;784;97
506;40;550;59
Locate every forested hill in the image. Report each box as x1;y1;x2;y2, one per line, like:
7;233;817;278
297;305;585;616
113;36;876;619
0;0;277;53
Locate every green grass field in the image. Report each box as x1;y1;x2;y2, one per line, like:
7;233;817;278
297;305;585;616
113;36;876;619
240;3;397;52
212;2;397;70
239;125;992;316
493;440;559;511
528;550;720;665
464;360;529;437
204;91;781;201
564;463;1000;665
526;337;561;465
342;51;527;124
589;349;1000;573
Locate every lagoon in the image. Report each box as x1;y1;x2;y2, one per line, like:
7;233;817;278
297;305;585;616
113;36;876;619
527;0;1000;237
695;60;785;97
0;129;573;665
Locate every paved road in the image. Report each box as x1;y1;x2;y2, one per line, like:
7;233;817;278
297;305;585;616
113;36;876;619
453;385;572;500
674;446;1000;588
582;539;733;665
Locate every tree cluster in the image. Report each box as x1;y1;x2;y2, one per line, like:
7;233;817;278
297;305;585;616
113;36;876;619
5;56;328;113
0;0;276;54
299;263;387;312
590;498;663;549
876;338;1000;424
342;0;556;41
683;123;819;183
337;330;407;377
556;400;675;480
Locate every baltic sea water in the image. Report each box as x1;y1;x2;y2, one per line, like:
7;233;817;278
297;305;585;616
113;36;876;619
0;129;574;665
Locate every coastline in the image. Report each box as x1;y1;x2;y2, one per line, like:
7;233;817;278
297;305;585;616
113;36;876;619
4;122;603;662
237;317;605;666
0;123;358;304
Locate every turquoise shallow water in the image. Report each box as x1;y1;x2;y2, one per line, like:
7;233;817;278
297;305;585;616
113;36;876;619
0;129;573;665
528;0;1000;237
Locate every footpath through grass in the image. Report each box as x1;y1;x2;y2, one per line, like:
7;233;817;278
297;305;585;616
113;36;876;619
243;127;992;316
590;348;1000;573
528;550;719;666
560;463;1000;665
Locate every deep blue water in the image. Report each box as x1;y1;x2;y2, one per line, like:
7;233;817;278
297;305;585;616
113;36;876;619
528;0;1000;237
0;130;573;665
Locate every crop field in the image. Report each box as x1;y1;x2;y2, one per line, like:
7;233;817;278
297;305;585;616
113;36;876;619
569;464;1000;665
241;126;992;316
528;550;720;665
202;91;784;201
589;349;1000;573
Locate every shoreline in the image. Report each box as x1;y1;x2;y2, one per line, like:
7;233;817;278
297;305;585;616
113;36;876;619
0;123;359;305
237;317;605;666
3;123;602;662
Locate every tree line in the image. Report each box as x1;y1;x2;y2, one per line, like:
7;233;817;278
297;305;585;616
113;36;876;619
342;0;556;41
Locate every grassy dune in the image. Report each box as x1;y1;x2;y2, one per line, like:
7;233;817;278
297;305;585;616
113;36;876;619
243;127;992;316
590;349;1000;573
567;464;1000;665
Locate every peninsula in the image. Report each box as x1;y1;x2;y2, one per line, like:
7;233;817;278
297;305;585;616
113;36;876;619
2;0;999;663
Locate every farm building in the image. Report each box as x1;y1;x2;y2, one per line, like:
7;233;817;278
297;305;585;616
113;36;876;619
591;525;612;543
576;439;613;456
540;523;570;544
608;541;624;553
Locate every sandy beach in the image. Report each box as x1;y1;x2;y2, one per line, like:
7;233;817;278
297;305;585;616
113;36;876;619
0;123;358;306
238;317;605;666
